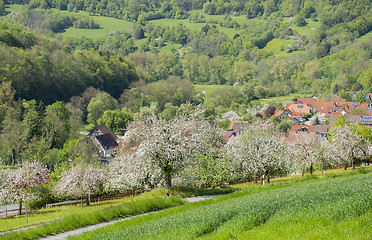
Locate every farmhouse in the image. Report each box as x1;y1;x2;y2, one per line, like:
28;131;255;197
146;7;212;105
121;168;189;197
85;125;119;159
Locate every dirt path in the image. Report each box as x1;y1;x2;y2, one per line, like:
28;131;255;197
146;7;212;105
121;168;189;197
38;195;224;240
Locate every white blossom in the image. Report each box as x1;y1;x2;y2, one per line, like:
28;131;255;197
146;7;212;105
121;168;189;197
225;122;289;182
287;132;321;175
108;107;223;189
54;164;107;206
0;161;50;213
328;125;369;169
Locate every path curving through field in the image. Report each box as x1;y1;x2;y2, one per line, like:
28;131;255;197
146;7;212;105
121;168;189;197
37;195;224;240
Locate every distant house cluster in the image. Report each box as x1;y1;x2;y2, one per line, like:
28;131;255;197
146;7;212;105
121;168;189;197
274;94;372;125
84;92;372;161
223;92;372;145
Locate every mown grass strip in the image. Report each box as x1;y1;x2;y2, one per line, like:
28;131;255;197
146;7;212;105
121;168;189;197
0;196;184;240
71;173;372;240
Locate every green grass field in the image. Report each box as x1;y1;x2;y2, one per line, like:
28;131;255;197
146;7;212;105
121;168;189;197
1;166;370;239
4;4;25;14
5;4;323;55
356;31;372;43
52;10;136;39
258;93;312;105
0;191;184;240
148;18;242;39
0;189;171;233
194;84;234;98
194;85;309;106
71;169;372;240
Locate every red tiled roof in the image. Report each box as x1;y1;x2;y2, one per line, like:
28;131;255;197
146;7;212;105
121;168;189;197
359;103;372;116
286;103;312;114
294;98;317;106
290;125;316;132
274;110;285;116
228;121;249;131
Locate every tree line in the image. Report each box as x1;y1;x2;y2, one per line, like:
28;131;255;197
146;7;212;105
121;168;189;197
0;108;370;211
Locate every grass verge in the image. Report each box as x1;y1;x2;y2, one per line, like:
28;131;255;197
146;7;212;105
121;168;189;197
0;194;184;240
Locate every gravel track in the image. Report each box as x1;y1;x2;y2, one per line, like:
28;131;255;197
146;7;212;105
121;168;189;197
2;195;224;240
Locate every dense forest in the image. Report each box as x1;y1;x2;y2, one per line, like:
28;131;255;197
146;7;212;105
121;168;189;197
0;0;371;167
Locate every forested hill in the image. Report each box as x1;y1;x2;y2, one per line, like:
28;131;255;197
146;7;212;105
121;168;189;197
0;21;137;104
2;0;371;24
0;0;371;105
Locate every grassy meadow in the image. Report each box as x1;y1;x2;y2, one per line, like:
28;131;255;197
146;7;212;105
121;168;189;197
71;169;372;240
0;166;370;239
0;192;184;240
194;84;310;106
5;4;321;55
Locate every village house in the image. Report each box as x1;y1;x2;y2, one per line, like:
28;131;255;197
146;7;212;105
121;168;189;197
223;121;249;141
274;108;303;123
329;114;372;127
284;124;331;143
85;125;119;160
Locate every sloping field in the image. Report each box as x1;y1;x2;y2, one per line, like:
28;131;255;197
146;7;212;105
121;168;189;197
72;173;372;240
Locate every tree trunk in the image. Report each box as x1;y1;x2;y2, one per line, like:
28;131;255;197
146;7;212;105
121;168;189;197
310;164;313;175
302;169;305;176
86;193;90;206
25;205;28;223
352;161;355;170
81;198;83;209
11;149;15;166
267;176;270;183
165;175;172;188
344;164;347;170
19;200;22;215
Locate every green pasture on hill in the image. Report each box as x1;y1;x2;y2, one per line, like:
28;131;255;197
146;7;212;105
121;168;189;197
5;4;323;55
258;93;312;105
4;4;25;14
194;85;309;106
148;18;242;39
194;84;235;97
53;10;136;39
357;31;372;43
5;4;136;39
71;172;372;240
282;17;321;36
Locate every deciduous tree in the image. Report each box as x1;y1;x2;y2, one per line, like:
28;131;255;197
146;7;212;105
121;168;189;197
110;107;221;189
225;122;289;183
0;161;50;215
328;125;370;170
54;164;106;207
288;132;321;175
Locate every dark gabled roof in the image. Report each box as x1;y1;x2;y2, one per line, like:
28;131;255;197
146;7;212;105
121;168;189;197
95;133;119;150
91;125;118;140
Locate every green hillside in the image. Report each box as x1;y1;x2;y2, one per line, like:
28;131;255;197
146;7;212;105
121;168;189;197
0;0;370;169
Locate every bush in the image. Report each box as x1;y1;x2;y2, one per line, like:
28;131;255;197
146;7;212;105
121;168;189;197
132;28;145;39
